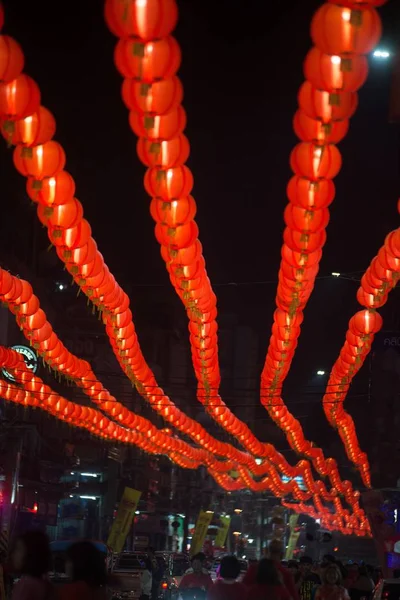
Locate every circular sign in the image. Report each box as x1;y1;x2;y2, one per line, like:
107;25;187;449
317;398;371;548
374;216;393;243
1;345;38;382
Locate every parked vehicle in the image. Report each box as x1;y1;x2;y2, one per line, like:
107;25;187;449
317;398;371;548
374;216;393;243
110;552;147;600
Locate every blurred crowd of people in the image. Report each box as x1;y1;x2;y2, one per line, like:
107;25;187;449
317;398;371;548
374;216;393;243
178;539;381;600
0;531;385;600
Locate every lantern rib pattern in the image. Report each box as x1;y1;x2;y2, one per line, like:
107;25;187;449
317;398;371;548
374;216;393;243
322;226;400;479
259;1;384;488
102;0;368;522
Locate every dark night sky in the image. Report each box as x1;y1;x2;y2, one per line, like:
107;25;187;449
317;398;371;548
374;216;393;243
1;0;400;477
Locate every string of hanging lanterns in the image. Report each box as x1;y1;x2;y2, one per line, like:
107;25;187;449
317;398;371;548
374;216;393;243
0;2;373;531
0;18;364;522
0;346;342;504
0;265;345;506
322;226;400;482
259;0;385;487
0;1;367;528
0;31;273;475
102;0;368;518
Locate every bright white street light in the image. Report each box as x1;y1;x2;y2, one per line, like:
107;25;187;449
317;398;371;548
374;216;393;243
58;283;65;290
331;272;341;278
373;49;391;59
317;370;325;376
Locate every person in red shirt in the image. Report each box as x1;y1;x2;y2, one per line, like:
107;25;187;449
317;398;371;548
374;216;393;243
243;540;299;600
247;558;292;600
207;556;246;600
179;553;213;595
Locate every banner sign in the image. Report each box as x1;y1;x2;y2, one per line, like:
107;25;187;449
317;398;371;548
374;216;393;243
215;515;231;548
190;510;213;556
107;487;141;553
285;514;300;560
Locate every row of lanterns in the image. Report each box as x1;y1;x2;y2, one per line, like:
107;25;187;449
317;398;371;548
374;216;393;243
0;20;272;475
0;2;369;528
260;0;385;489
0;265;335;504
105;0;267;463
0;7;344;513
282;501;371;538
323;228;400;484
103;0;367;522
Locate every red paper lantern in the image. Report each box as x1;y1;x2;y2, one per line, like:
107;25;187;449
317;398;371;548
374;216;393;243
137;134;189;168
0;74;40;120
290;143;342;180
351;310;383;335
105;0;178;41
114;37;181;81
13;141;65;178
284;205;330;234
281;244;322;269
284;227;327;253
155;221;199;249
122;76;183;115
26;171;76;207
2;106;55;146
37;198;83;229
150;196;196;227
49;219;91;250
129;105;186;140
311;4;382;55
299;81;358;123
287;176;335;210
293;110;349;144
144;166;194;199
304;48;368;93
0;36;24;82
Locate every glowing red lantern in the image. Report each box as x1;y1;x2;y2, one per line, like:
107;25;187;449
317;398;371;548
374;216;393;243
0;74;40;120
155;221;198;249
311;4;382;55
304;47;368;93
284;227;327;253
129;105;186;140
37;198;83;229
351;310;383;335
26;170;76;207
122;76;183;115
13;141;65;178
144;166;194;199
293;109;349;144
284;205;330;234
137;134;189;168
281;244;322;269
299;81;358;123
0;36;24;82
114;37;181;81
2;106;55;146
290;143;342;180
105;0;178;41
161;240;202;265
150;196;196;227
287;176;335;210
49;219;92;250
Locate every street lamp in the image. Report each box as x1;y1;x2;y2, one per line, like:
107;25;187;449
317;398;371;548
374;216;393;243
316;370;325;376
373;49;391;59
